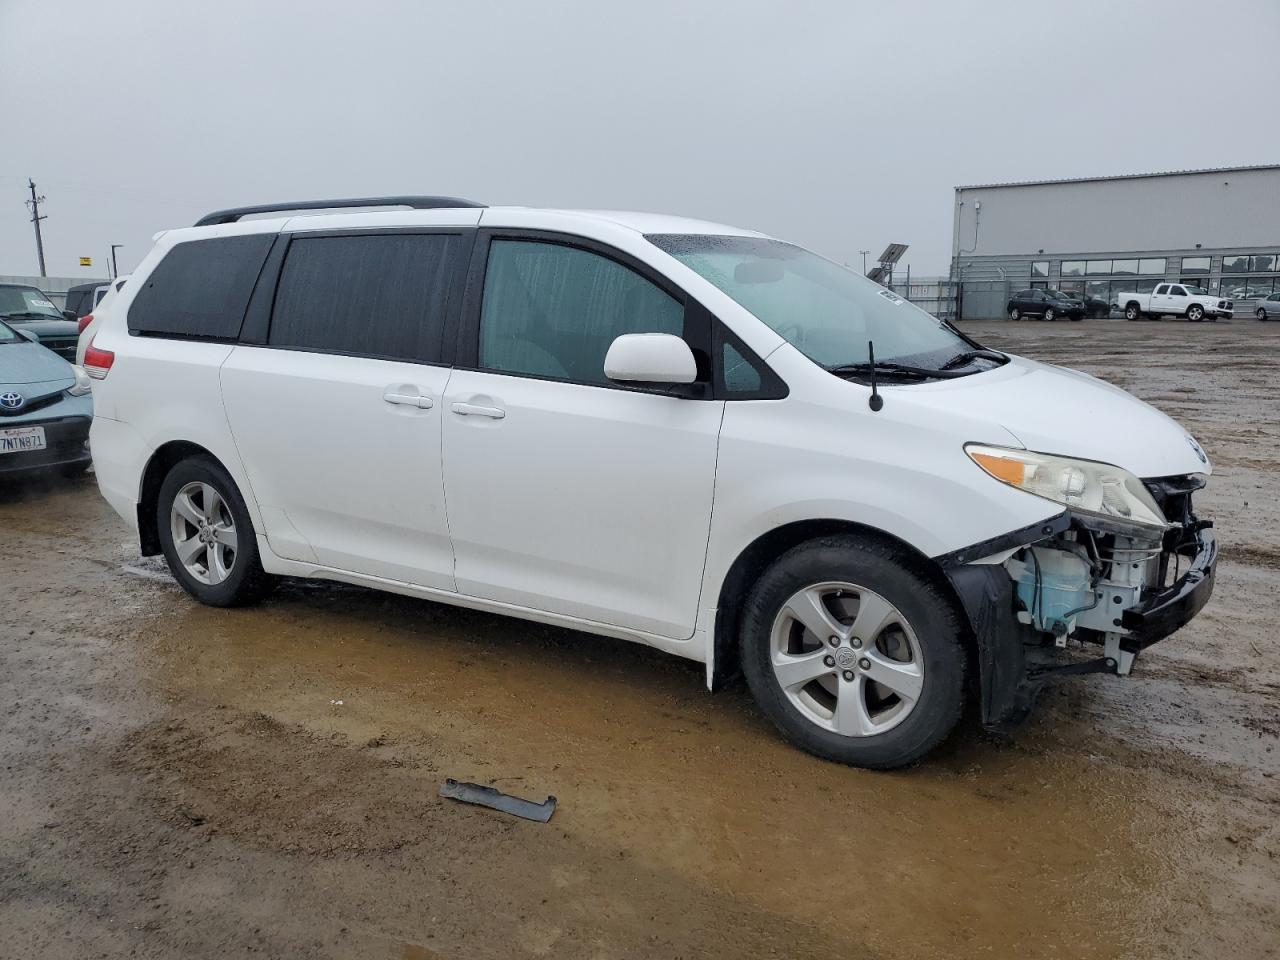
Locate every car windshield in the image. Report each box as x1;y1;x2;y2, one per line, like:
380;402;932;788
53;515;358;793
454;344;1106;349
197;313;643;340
1047;290;1073;299
647;234;969;370
0;286;63;321
0;319;19;343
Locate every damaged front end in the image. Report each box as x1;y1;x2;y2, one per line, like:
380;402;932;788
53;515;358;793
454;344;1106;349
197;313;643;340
941;474;1216;731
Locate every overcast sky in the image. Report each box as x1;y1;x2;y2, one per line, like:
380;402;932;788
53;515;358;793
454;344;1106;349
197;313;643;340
2;0;1278;280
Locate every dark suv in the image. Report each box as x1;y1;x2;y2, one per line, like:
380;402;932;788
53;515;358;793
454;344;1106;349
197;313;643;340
1006;288;1085;321
0;284;80;360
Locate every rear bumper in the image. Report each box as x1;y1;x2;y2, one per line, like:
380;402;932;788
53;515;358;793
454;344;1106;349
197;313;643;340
0;415;91;474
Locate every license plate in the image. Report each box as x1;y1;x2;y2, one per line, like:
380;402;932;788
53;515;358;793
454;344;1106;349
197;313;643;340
0;426;47;454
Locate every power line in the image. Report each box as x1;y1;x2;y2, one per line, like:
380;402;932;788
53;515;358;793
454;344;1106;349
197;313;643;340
25;178;48;278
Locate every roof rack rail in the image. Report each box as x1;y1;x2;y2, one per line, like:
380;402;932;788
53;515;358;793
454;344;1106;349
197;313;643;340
193;196;486;227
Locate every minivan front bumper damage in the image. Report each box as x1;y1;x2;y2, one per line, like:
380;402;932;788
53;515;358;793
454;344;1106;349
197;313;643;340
939;500;1217;731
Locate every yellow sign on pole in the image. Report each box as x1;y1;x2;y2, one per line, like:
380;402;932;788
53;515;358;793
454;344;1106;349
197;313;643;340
79;256;92;267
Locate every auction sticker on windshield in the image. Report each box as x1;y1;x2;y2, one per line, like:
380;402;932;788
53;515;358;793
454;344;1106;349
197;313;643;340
0;426;46;454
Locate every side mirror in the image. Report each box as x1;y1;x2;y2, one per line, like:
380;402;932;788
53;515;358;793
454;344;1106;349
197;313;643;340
604;333;697;385
15;328;38;343
62;309;78;322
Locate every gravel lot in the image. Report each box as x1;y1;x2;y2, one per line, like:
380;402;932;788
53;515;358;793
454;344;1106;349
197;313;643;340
1;319;1276;959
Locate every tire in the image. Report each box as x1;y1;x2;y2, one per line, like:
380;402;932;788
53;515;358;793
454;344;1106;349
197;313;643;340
1257;308;1267;322
157;455;276;607
1043;308;1056;322
740;536;967;769
1124;302;1141;321
1008;307;1021;321
1187;304;1204;322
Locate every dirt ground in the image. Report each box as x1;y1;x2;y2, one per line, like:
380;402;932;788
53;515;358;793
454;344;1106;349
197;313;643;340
1;319;1276;960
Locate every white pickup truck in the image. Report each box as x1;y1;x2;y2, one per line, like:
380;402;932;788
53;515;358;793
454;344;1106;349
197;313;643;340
1119;282;1233;322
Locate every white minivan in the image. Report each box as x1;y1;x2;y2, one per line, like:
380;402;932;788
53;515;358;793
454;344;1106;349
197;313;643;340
87;197;1216;768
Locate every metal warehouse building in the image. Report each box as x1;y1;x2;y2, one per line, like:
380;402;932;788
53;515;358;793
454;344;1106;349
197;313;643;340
949;164;1280;320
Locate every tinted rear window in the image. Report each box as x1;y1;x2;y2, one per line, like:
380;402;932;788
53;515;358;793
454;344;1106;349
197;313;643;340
128;235;273;339
268;233;457;363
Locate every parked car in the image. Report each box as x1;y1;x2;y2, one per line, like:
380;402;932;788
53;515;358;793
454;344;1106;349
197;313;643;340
1119;283;1233;321
75;276;128;366
1069;291;1111;318
1255;292;1280;321
64;281;114;320
87;196;1217;769
0;283;81;360
1006;288;1084;321
0;318;93;477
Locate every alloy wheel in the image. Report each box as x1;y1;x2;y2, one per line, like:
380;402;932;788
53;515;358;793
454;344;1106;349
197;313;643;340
170;481;238;584
769;582;924;736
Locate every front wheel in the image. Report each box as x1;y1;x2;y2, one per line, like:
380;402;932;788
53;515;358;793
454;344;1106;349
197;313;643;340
157;456;276;607
1187;304;1205;322
740;536;967;769
1008;307;1021;321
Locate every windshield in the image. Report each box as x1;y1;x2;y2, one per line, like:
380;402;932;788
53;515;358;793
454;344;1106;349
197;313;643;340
647;234;969;369
0;286;63;321
0;319;19;343
1047;289;1074;299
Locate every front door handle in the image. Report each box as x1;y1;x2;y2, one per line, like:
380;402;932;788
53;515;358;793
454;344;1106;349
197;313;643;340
451;401;506;420
383;389;433;409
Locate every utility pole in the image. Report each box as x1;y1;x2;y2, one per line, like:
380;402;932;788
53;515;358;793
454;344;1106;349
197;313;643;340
25;179;48;278
859;250;870;275
110;244;123;279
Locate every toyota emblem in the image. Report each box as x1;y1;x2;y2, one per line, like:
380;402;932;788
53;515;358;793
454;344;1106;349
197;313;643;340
0;392;24;410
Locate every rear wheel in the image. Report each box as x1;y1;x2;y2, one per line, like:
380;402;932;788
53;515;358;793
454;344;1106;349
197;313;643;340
1187;304;1205;322
740;536;967;769
1124;302;1142;321
1257;307;1267;321
157;456;276;607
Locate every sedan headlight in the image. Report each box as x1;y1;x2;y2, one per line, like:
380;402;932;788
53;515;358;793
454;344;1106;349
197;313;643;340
66;365;93;397
965;443;1168;528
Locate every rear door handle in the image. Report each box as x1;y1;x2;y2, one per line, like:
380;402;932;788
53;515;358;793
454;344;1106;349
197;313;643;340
383;389;433;409
451;401;506;420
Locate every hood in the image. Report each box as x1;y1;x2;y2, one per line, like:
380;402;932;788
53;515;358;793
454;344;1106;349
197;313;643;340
5;318;79;338
897;355;1210;479
0;340;76;387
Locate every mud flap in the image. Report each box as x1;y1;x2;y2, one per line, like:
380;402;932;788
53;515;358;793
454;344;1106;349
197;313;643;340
946;564;1040;731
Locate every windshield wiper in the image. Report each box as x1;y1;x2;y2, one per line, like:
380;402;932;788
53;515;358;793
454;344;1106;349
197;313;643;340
0;312;59;321
826;360;971;380
940;348;1006;370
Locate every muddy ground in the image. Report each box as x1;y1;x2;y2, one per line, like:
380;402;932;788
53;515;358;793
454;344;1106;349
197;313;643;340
1;320;1276;959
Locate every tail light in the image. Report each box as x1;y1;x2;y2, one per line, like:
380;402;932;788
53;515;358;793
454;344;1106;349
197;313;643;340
83;336;115;380
77;313;94;334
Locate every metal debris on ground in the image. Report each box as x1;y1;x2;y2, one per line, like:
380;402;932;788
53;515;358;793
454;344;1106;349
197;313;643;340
439;778;556;822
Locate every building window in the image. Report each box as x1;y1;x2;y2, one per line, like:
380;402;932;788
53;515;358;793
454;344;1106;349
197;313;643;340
1029;280;1048;289
1111;259;1138;276
1057;279;1084;296
1138;258;1166;275
1085;259;1112;275
1222;254;1251;273
1180;256;1211;274
1060;260;1085;277
1085;279;1110;300
1134;278;1161;294
1247;277;1276;298
1220;277;1248;299
1250;255;1276;273
1030;260;1049;278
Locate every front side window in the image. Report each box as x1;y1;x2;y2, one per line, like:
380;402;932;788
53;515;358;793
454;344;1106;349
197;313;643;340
0;286;63;322
269;233;457;362
479;240;684;385
1169;286;1186;297
648;234;968;370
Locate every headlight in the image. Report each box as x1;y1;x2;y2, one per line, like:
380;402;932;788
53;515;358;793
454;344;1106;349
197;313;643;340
66;365;93;397
965;443;1168;528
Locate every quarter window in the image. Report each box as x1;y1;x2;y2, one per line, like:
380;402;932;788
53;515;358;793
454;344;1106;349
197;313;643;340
128;234;274;339
268;234;458;362
478;240;684;386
